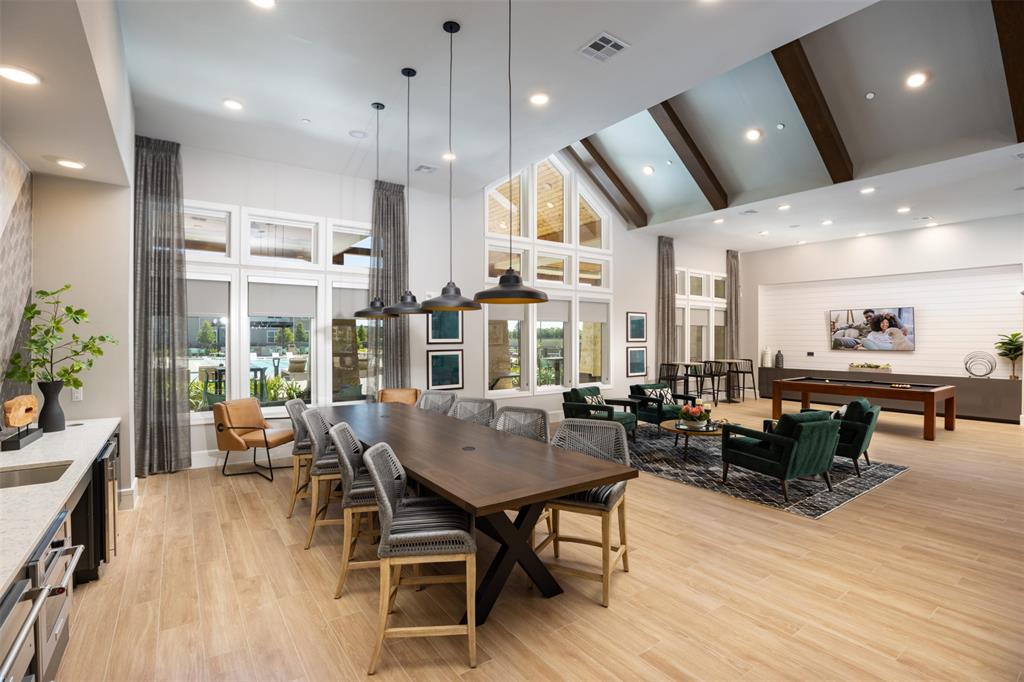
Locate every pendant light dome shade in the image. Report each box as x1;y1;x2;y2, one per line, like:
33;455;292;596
354;295;395;319
422;281;481;311
383;290;426;315
474;269;548;304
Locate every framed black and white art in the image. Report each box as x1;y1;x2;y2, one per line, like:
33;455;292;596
626;346;648;377
426;349;464;390
626;311;647;343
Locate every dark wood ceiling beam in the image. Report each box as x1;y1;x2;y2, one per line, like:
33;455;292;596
772;39;854;184
992;0;1024;142
647;101;728;211
563;138;648;228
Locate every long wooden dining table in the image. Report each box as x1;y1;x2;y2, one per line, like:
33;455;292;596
323;403;638;624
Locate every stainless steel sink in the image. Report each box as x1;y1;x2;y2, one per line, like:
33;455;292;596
0;462;72;489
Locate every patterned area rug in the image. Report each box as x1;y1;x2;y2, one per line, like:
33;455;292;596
629;424;908;519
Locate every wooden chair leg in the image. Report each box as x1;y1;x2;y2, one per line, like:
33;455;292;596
617;498;629;573
781;479;790;503
823;470;833;492
368;557;391;675
466;555;477;668
287;457;302;518
552;509;561;559
863;450;871;466
388;564;402;613
722;462;730;483
334;507;354;598
600;511;611;608
304;477;320;549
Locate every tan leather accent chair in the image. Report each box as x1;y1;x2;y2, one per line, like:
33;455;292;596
377;388;421;405
213;398;294;481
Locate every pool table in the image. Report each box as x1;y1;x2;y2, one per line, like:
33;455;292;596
771;376;956;441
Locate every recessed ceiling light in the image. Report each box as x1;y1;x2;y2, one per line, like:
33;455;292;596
713;218;724;224
926;222;938;227
758;231;770;236
744;128;762;142
777;204;791;211
821;219;833;226
349;130;368;139
666;160;673;166
642;164;655;176
442;151;456;161
249;0;275;8
741;209;758;215
776;123;786;130
0;65;41;85
865;91;876;100
529;92;550;106
300;118;311;124
797;240;807;245
56;159;86;170
856;232;867;237
223;98;243;110
897;206;911;214
859;186;875;194
789;225;800;228
905;71;928;88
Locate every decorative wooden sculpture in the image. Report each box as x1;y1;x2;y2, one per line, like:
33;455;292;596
1;394;43;451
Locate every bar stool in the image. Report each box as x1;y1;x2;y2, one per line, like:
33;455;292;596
285;398;313;518
535;418;630;607
300;408;343;549
327;422;380;598
491;406;549;442
728;359;757;401
657;362;682;394
362;443;477;674
448;397;496;424
703;360;727;406
416;390;456;414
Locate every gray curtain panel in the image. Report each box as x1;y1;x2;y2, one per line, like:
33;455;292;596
133;136;190;476
367;180;410;397
655;236;676;370
725;249;740;360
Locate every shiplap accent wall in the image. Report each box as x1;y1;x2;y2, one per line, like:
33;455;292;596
758;265;1022;378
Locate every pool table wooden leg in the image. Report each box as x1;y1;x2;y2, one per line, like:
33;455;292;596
923;395;936;441
800;392;811;410
944;395;956;431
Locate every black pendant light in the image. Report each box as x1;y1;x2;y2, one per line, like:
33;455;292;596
355;102;398;319
384;67;427;316
474;0;547;305
423;21;481;313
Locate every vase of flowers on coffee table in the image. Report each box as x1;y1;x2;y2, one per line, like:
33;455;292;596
677;400;712;430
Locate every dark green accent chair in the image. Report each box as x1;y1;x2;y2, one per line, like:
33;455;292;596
628;383;696;425
800;398;880;476
562;387;638;440
721;410;840;502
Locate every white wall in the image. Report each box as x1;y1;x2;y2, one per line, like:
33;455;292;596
32;175;135;492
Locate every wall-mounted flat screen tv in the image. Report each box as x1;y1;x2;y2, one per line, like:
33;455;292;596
829;307;915;351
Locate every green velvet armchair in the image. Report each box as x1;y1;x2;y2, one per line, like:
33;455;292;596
562;387;638;440
721;410;840;502
799;398;880;476
628;383;696;425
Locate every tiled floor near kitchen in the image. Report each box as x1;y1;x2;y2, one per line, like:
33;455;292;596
58;401;1024;681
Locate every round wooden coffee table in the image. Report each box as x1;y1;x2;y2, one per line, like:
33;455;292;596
659;419;726;461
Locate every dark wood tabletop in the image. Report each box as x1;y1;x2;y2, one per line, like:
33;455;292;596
322;403;638;516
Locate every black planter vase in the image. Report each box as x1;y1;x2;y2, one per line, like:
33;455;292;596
38;380;66;432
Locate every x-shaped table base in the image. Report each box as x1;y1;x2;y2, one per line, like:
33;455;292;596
463;502;563;625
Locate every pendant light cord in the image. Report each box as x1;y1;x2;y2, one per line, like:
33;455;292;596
374;105;382;300
448;29;454;283
406;74;412;253
507;0;513;263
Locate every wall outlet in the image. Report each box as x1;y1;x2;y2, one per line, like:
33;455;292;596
806;351;815;357
71;387;84;402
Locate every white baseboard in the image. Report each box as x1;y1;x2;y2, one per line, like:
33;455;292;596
118;486;136;510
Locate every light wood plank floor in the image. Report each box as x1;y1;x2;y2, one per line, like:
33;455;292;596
58;399;1024;681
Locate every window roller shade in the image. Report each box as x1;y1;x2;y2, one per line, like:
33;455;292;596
537;300;570;322
488;303;526;321
248;282;316;318
186;279;229;316
579;302;609;323
332;287;368;318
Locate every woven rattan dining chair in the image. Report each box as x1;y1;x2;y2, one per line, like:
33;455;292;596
300;408;344;549
362;443;477;674
285;399;313;518
327;422;381;598
491;406;549;442
536;418;630;607
448;397;496;425
416;390;456;415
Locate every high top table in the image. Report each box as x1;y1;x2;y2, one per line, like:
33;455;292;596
323;403;637;624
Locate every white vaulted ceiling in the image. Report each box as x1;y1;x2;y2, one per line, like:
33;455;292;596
117;0;871;195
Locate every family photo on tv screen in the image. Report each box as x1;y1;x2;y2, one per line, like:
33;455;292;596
830;307;915;351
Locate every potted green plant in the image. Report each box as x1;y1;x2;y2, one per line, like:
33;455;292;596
4;284;116;432
995;332;1022;380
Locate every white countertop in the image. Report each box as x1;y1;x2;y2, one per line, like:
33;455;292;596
0;418;120;594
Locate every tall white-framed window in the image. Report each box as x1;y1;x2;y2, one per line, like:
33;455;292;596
330;282;370;402
184;200;239;263
242;208;323;269
185;273;232;417
243;275;319;410
674;267;728;362
326;219;372;271
482;152;617;398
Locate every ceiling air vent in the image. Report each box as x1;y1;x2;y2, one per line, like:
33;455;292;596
578;32;629;63
741;209;759;215
414;164;439;174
